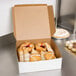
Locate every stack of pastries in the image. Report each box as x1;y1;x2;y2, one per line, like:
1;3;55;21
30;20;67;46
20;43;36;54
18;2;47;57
65;40;76;52
17;42;56;62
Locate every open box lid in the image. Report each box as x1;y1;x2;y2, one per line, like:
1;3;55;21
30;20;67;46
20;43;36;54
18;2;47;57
12;4;55;40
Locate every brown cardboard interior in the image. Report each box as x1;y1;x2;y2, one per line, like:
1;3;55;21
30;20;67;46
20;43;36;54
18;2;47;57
13;5;55;40
16;39;61;58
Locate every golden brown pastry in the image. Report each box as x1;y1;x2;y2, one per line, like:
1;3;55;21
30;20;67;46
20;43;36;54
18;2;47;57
18;42;34;62
44;51;56;60
18;47;24;62
44;43;54;53
40;51;46;60
20;42;34;53
30;49;41;62
23;47;30;62
44;43;56;60
17;42;56;62
30;54;41;62
36;42;56;60
36;42;47;52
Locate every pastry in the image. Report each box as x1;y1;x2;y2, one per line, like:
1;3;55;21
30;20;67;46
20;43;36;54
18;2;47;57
44;51;56;60
65;40;76;52
23;47;30;62
44;43;56;60
17;42;56;62
44;43;54;53
30;53;41;62
36;43;46;52
40;51;46;60
36;42;56;60
18;42;34;62
65;41;71;47
18;47;24;62
30;49;41;62
20;42;34;53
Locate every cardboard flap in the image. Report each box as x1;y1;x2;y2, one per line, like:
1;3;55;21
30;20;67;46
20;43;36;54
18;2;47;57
48;6;56;36
12;4;55;40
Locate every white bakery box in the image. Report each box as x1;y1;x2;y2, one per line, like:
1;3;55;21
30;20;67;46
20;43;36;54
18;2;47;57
12;4;62;73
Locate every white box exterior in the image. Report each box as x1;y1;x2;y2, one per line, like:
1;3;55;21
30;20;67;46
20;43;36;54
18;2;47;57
18;58;62;73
